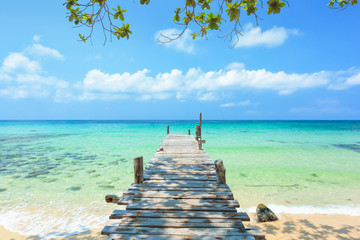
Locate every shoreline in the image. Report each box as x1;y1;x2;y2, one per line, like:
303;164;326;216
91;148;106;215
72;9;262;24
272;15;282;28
2;213;360;240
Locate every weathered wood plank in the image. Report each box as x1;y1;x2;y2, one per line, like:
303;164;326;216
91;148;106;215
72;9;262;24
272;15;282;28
123;190;234;200
144;169;216;175
102;226;253;237
110;210;250;221
144;174;217;181
145;164;215;171
125;198;239;211
143;180;222;185
133;181;226;188
148;161;214;165
107;234;254;240
119;217;245;228
126;187;232;193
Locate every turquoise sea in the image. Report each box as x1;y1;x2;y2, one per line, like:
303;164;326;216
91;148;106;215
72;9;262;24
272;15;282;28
1;120;360;238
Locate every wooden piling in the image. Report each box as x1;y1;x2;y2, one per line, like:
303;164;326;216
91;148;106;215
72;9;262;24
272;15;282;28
134;156;144;184
214;159;226;184
195;125;200;141
167;125;169;135
188;129;190;135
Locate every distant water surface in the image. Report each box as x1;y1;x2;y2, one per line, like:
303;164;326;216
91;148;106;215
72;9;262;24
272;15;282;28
0;120;359;238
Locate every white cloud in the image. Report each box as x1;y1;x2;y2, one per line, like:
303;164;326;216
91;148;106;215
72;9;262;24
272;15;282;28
2;53;41;73
234;24;299;48
0;47;69;100
33;35;41;42
80;64;360;101
26;44;65;60
197;92;217;101
328;69;360;90
220;100;253;107
155;29;195;54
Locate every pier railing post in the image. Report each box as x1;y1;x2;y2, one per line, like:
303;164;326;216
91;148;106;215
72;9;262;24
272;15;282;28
195;125;200;141
167;125;169;135
188;129;190;135
134;156;143;184
214;159;226;184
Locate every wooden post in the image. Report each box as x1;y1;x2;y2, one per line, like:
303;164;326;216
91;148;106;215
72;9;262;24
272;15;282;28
214;159;226;184
199;112;202;139
195;125;200;141
167;125;169;135
188;129;190;135
199;112;202;129
134;156;143;184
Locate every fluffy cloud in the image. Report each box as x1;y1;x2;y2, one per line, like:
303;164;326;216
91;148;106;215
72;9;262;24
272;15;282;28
155;29;195;54
2;53;41;73
0;45;68;101
25;44;65;60
80;63;360;101
234;24;299;48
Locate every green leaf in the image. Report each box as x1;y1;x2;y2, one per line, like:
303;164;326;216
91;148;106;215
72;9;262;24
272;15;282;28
140;0;150;5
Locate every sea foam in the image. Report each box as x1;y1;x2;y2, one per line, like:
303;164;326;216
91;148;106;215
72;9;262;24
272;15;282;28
0;206;110;239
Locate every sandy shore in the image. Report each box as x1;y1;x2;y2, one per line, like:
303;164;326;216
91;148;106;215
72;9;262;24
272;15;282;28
1;213;360;240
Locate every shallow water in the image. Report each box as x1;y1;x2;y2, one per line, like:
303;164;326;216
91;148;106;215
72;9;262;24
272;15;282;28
0;120;360;238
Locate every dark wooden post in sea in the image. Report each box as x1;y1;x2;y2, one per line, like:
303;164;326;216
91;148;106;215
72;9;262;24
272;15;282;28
195;125;200;140
133;156;143;184
214;159;226;184
167;125;169;135
188;129;190;135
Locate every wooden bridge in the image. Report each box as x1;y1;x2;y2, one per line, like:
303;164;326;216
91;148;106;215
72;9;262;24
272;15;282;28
102;118;265;240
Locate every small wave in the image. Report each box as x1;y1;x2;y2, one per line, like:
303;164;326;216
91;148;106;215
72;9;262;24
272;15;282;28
243;204;360;216
0;205;111;239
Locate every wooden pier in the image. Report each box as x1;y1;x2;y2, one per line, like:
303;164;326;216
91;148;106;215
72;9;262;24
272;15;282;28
102;120;265;240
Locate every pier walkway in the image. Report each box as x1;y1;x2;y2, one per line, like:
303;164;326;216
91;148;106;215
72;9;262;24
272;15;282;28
102;133;265;240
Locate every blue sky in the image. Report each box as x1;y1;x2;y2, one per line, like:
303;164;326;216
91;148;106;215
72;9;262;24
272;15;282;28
0;0;359;120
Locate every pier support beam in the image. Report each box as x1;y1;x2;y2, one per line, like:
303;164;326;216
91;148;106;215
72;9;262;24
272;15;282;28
134;156;144;184
195;125;200;141
167;125;169;135
214;159;226;184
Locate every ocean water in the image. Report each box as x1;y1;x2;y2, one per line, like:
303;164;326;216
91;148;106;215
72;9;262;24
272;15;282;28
0;120;360;238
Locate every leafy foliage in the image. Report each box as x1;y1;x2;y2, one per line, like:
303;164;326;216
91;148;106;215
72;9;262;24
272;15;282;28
64;0;358;45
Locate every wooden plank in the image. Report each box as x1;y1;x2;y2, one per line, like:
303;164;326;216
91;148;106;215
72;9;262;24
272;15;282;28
110;210;250;221
143;180;221;185
128;186;232;193
119;217;245;228
133;181;226;188
149;159;213;165
108;234;254;240
125;198;239;211
144;174;217;181
245;229;266;240
102;226;254;237
145;164;214;171
148;161;214;165
123;190;234;200
144;169;216;175
153;154;210;158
